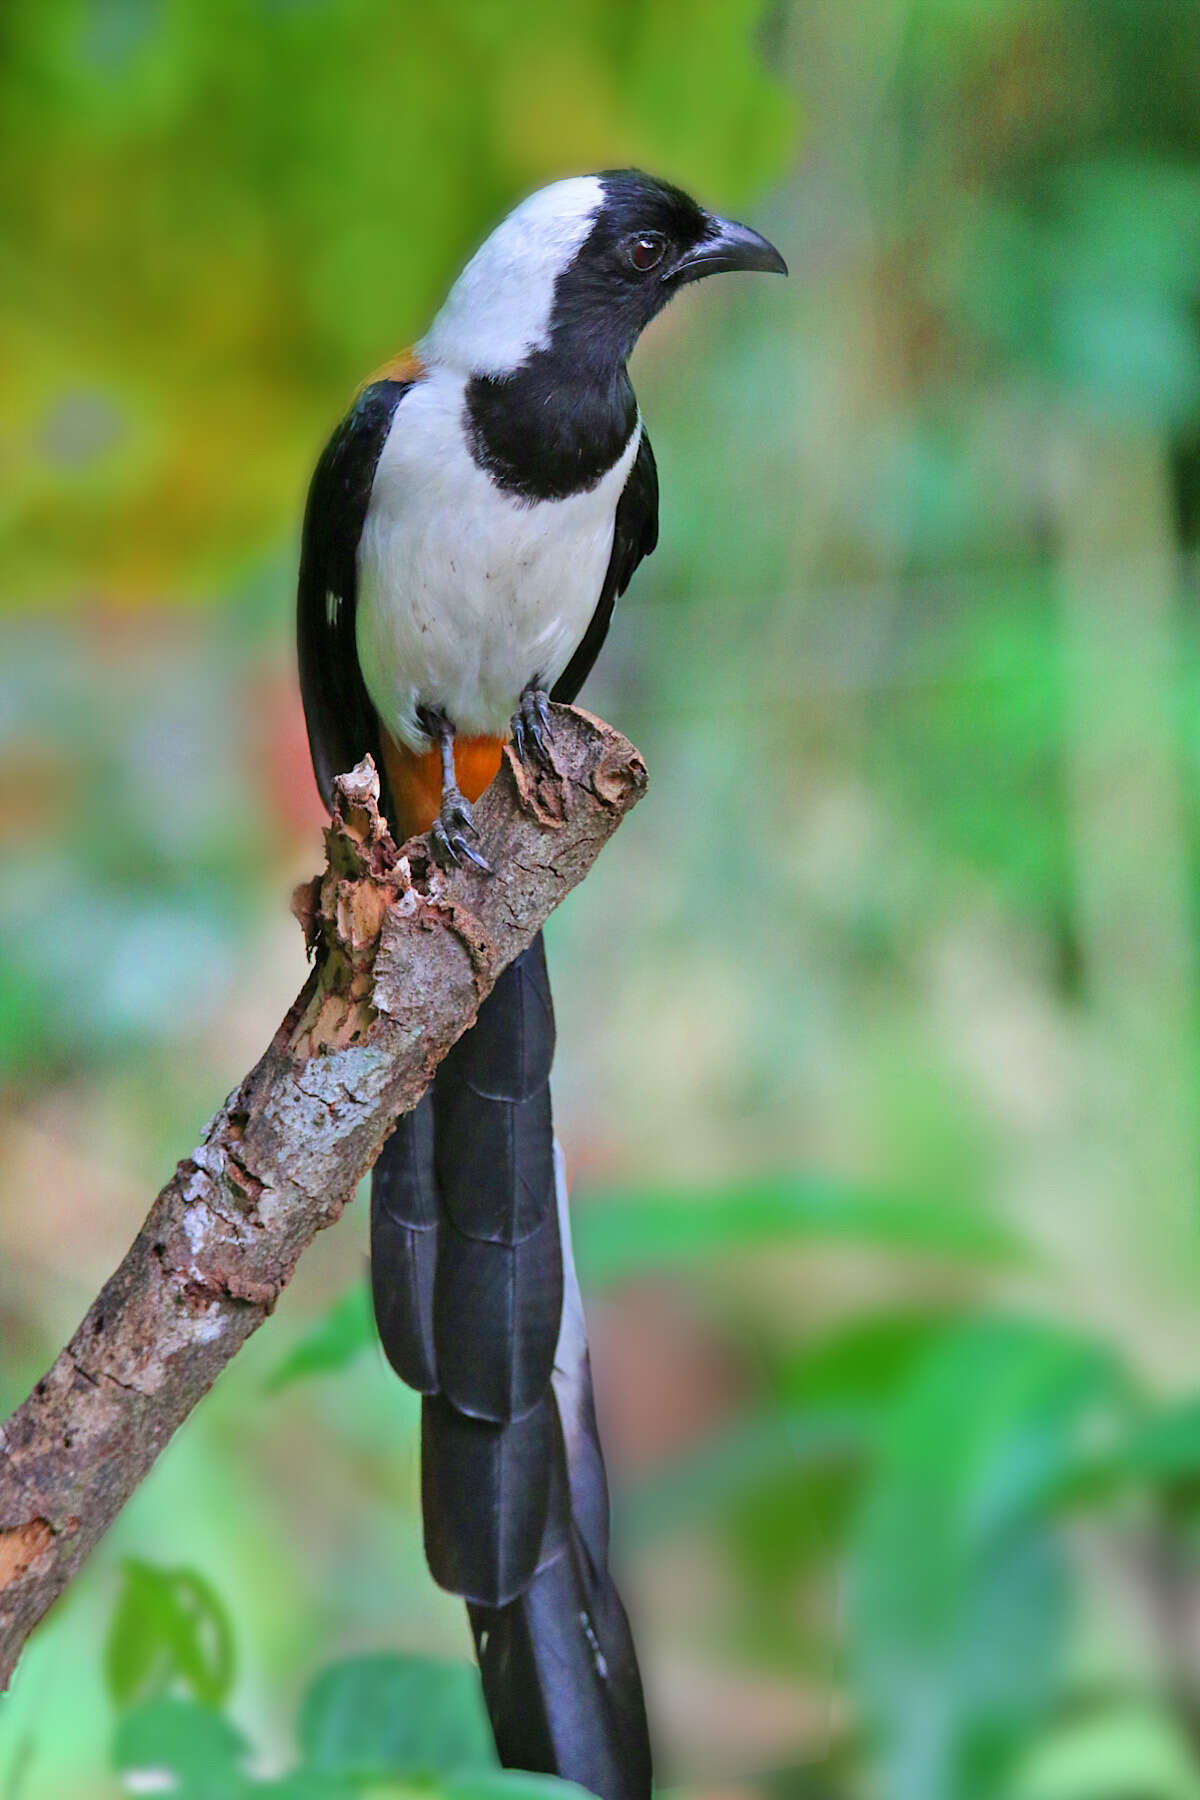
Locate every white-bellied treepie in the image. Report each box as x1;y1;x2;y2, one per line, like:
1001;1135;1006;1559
298;169;785;1800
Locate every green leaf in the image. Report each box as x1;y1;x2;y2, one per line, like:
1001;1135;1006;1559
444;1775;597;1800
105;1560;235;1712
1008;1699;1200;1800
734;1315;955;1587
112;1697;249;1800
620;1313;961;1667
297;1654;494;1780
1038;1391;1200;1515
572;1175;1020;1288
266;1282;375;1392
623;1403;876;1543
778;1312;957;1410
1124;1395;1200;1482
849;1318;1131;1800
253;1775;358;1799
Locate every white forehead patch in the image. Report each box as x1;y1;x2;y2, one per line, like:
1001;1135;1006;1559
419;176;604;378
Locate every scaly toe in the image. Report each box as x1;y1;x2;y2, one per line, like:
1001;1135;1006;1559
512;689;554;770
431;817;459;869
433;793;491;873
446;794;479;838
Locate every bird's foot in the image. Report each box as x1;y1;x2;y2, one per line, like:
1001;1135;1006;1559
510;686;553;771
431;787;492;873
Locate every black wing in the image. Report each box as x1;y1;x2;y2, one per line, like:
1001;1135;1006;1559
297;378;416;811
552;428;658;706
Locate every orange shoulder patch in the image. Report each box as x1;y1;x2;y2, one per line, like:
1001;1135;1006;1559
360;346;425;392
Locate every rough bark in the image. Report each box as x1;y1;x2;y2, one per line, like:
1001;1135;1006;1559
0;704;646;1687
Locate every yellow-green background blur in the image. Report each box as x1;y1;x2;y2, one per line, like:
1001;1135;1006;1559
7;4;1200;1797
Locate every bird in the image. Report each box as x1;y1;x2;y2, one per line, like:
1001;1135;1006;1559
297;168;785;1800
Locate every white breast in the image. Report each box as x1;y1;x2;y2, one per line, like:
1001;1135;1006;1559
356;368;640;751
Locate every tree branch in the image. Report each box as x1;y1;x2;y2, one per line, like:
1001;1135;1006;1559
0;704;646;1687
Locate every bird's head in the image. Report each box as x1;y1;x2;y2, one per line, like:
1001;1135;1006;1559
420;169;787;381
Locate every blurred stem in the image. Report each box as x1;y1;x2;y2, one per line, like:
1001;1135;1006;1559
1153;1481;1200;1755
1056;422;1200;1358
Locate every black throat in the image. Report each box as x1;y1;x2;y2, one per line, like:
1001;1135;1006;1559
465;352;638;504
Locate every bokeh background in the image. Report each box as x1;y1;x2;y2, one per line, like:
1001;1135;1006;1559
7;3;1200;1796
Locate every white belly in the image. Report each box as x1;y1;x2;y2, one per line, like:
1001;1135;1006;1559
356;369;640;750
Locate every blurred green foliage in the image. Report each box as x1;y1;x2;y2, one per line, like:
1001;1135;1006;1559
0;0;792;603
103;1603;581;1798
10;2;1200;1799
571;1172;1020;1281
266;1282;376;1394
106;1561;235;1712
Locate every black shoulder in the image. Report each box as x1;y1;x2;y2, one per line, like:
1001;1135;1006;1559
297;378;415;811
551;428;659;705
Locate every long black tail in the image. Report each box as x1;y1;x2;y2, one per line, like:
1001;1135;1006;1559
371;933;652;1799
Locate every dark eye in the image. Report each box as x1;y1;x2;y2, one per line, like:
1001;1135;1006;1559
627;232;666;272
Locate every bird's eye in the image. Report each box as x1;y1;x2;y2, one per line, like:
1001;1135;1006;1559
627;232;666;272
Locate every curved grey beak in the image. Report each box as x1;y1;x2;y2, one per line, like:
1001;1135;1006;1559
668;215;788;286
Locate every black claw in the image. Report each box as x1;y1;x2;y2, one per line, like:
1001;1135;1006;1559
511;687;555;772
445;791;476;831
458;839;493;874
446;799;478;838
433;790;491;874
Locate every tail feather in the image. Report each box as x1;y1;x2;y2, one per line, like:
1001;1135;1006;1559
420;1391;568;1606
370;930;653;1800
464;1145;653;1796
370;1093;439;1393
435;1207;564;1422
433;937;562;1420
549;1141;614;1574
469;1535;653;1800
436;1085;557;1239
435;939;556;1242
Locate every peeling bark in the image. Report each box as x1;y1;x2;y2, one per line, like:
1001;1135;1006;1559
0;705;646;1688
